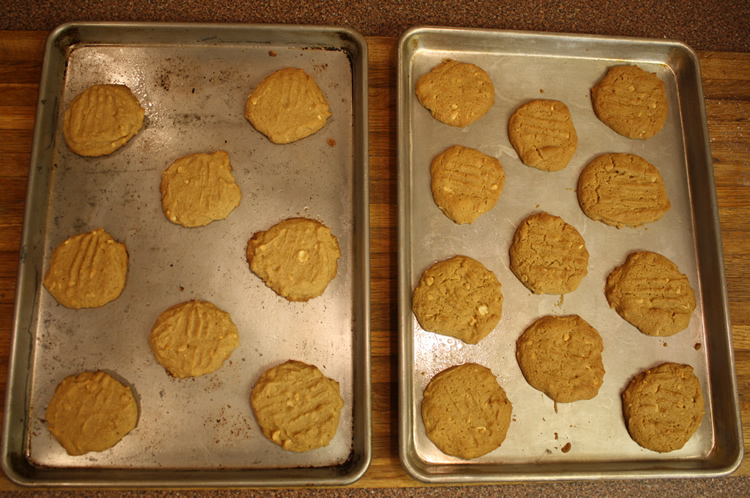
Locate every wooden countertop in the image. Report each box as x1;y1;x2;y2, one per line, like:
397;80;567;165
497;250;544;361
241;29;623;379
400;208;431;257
1;31;749;491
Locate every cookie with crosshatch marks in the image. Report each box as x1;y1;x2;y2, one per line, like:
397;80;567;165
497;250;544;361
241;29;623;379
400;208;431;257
591;64;668;140
421;363;513;460
412;255;503;345
43;228;128;309
416;59;495;127
430;145;505;224
622;362;705;453
509;212;589;295
247;217;341;301
149;300;240;378
516;314;605;403
46;371;138;456
63;84;145;157
508;99;578;172
244;67;331;144
577;153;671;228
160;150;242;228
605;251;696;337
251;360;344;452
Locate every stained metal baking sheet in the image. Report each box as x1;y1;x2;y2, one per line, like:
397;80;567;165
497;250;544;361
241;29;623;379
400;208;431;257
397;26;742;482
2;22;370;486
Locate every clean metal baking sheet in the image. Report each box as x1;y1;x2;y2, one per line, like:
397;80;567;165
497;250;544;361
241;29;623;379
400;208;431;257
2;22;370;486
397;27;742;482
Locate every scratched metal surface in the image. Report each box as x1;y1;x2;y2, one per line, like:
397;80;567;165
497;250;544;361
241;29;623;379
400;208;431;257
3;22;370;486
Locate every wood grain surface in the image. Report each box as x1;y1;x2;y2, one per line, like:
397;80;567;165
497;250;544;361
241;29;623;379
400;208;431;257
0;32;749;491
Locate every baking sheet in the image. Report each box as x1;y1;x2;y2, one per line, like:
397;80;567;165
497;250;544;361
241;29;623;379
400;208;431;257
397;27;742;482
2;22;370;486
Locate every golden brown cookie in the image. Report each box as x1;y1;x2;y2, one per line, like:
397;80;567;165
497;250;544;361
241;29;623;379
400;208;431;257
622;362;705;453
63;84;145;157
46;371;138;456
412;255;503;345
509;212;589;295
149;300;240;379
591;65;668;140
422;363;512;460
160;150;242;228
247;218;341;302
577;153;671;228
508;99;578;172
244;67;331;144
415;59;495;127
430;145;505;224
516;315;605;403
605;251;696;337
251;360;344;452
43;228;128;309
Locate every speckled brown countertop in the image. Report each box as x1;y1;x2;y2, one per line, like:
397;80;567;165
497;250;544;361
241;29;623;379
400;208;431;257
3;478;750;497
1;0;749;53
1;1;750;497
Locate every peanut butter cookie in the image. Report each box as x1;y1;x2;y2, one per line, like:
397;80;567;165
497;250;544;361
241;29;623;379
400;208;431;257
43;228;128;309
422;363;512;460
63;84;145;156
247;218;341;302
591;65;668;140
430;145;505;224
245;67;331;144
415;59;495;127
516;315;605;403
605;251;696;336
412;255;503;345
160;150;242;228
508;99;578;172
509;212;589;295
622;362;705;453
46;371;138;456
578;153;670;228
149;300;240;378
251;360;344;452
